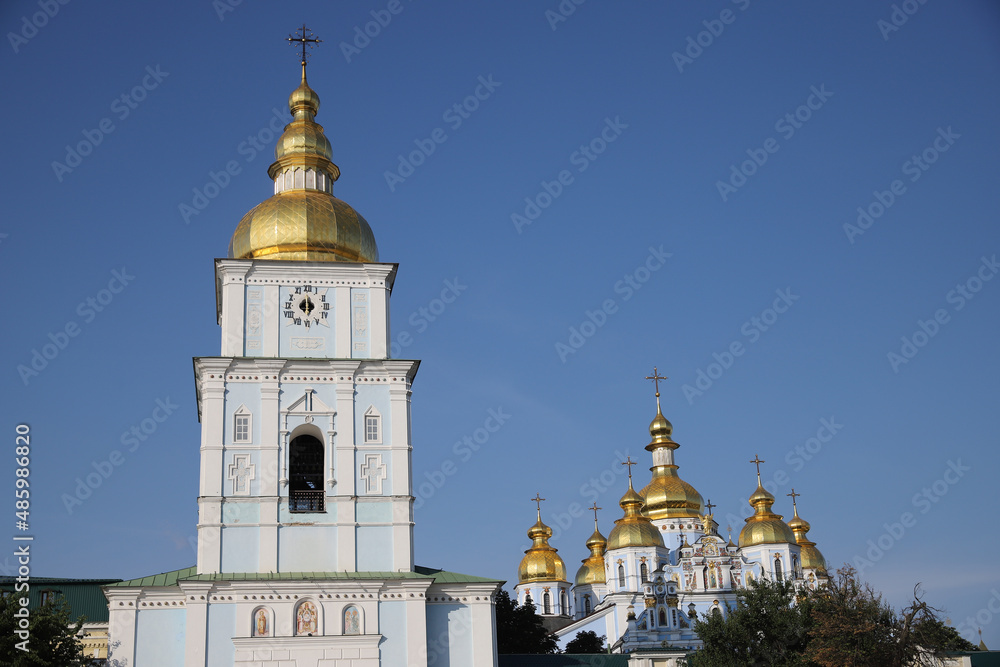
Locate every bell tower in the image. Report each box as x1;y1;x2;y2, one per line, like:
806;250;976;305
194;40;417;575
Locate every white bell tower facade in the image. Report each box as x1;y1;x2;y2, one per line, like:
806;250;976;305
195;259;418;575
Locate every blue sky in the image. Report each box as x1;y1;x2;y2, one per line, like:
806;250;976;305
2;0;999;647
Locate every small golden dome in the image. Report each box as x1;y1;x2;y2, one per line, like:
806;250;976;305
787;513;810;533
640;398;703;520
648;408;674;446
228;65;378;264
739;484;796;547
518;513;567;584
788;502;827;575
575;526;608;586
608;478;664;550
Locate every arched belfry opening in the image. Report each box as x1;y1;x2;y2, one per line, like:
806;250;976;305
289;434;324;512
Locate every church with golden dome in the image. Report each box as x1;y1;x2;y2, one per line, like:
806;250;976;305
515;372;829;652
102;31;501;667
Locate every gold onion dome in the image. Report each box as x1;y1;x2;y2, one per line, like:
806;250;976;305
608;473;664;550
640;402;704;520
739;480;796;547
228;66;378;264
789;500;827;575
575;522;608;585
518;511;567;584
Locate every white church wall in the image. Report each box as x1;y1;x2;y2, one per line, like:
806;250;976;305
356;525;394;571
276;525;339;571
378;601;409;665
207;602;237;667
426;603;474;667
220;526;260;571
135;608;186;665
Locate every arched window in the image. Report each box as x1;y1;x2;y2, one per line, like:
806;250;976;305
658;609;667;627
773;555;783;582
618;564;625;588
543;591;551;615
289;434;324;512
560;590;568;615
640;562;648;583
792;554;801;579
584;595;592;614
712;606;722;618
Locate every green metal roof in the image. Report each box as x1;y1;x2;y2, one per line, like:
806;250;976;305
109;565;501;588
0;577;121;623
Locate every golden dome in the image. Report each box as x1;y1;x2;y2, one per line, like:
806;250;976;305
640;403;704;520
607;476;664;550
229;191;378;262
788;501;827;575
739;483;796;547
641;467;704;520
518;513;567;584
228;65;378;264
575;526;608;586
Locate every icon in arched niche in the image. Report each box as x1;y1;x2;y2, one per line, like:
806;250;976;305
296;601;318;635
344;605;361;635
253;608;269;637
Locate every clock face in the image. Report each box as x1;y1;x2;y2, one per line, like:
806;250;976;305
283;285;330;328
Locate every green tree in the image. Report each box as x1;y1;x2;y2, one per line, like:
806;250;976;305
0;592;87;666
565;630;606;653
495;590;558;654
688;577;815;667
807;566;977;667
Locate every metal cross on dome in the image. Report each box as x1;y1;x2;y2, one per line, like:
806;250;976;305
621;456;637;482
704;499;716;514
288;24;322;66
787;488;800;509
750;454;766;483
531;493;545;512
